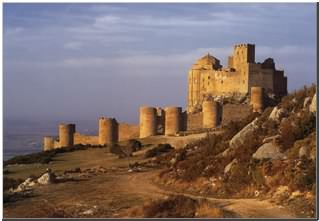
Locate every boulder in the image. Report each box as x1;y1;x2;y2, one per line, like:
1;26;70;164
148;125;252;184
13;178;36;193
269;107;288;122
229;118;259;149
252;142;286;160
299;146;310;159
224;158;238;174
309;94;316;113
262;134;282;145
37;169;56;185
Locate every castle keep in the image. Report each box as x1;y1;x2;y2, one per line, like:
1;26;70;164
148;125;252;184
187;44;287;112
43;43;288;151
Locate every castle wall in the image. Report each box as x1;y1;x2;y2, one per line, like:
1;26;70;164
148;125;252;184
185;112;203;131
221;103;251;125
54;140;60;149
118;123;139;141
74;133;99;145
248;63;274;92
273;70;287;96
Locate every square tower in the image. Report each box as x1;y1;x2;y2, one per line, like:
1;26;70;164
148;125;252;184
232;44;255;70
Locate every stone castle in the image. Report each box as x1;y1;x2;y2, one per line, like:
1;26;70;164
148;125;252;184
187;43;287;112
43;43;287;151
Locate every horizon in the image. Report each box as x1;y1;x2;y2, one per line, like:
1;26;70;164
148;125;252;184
3;3;316;125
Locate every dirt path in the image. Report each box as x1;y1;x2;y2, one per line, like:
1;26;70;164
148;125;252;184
119;171;296;218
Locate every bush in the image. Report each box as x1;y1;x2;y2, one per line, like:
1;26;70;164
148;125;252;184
142;195;197;218
144;144;173;158
3;177;24;191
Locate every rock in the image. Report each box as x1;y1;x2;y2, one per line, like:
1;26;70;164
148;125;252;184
299;146;310;159
37;169;56;185
269;107;288;122
303;97;312;108
252;142;286;160
220;147;236;159
229;118;259;149
224;158;238;174
309;94;316;113
262;135;282;145
82;209;94;215
170;157;177;166
290;190;303;199
273;185;290;200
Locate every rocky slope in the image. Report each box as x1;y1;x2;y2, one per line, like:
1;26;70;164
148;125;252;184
151;85;316;218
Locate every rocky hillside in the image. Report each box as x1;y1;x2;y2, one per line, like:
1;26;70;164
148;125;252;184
152;85;316;218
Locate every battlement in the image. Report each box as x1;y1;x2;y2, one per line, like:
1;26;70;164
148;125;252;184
234;43;255;48
188;43;287;112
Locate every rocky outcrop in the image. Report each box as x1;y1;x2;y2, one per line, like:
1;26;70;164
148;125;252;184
12;178;37;193
309;94;316;113
299;146;310;159
262;135;282;145
229;118;259;149
37;169;56;185
252;142;286;160
269;107;288;122
224;158;238;174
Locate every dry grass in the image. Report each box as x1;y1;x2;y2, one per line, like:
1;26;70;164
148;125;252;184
195;202;225;218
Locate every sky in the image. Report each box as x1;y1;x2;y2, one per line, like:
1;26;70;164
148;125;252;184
3;3;317;125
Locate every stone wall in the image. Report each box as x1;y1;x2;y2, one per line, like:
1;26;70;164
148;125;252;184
74;133;99;145
185;112;203;131
119;123;139;141
221;103;252;125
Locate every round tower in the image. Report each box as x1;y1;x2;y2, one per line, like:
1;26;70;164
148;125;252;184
99;117;119;145
251;86;264;113
202;100;222;128
59;123;74;147
139;106;157;138
43;136;54;151
165;106;182;136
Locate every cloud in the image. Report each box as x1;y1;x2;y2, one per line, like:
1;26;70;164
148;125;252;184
63;41;83;50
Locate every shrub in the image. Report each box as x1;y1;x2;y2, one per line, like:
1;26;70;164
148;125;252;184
142;195;197;218
3;177;24;191
144;144;173;158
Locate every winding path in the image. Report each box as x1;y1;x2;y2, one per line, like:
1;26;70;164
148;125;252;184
123;170;295;218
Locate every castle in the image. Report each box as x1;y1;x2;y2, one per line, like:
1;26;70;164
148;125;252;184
187;43;287;112
42;43;287;151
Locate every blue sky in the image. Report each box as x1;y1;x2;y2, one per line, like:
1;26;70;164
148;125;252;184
3;3;317;124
